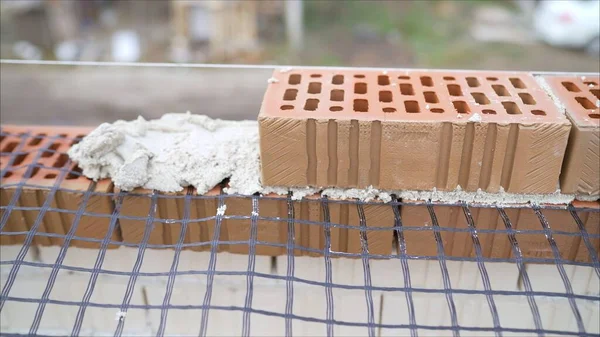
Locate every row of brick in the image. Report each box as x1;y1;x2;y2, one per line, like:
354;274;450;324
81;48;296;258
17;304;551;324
259;71;599;197
1;181;599;262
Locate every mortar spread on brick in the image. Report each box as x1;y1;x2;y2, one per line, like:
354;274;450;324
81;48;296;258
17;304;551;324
319;186;577;205
68;112;262;195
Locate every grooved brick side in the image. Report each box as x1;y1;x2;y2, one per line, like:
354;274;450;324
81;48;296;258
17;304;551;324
400;200;600;263
260;69;571;193
543;76;600;197
118;187;219;251
0;126;118;248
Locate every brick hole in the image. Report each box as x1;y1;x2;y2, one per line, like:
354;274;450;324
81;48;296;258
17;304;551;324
584;81;598;86
486;77;498;81
482;109;497;115
28;133;46;146
70;134;86;146
453;101;470;114
404;101;420;113
492;84;510;96
310;74;322;78
332;75;344;84
28;166;40;178
502;101;522;114
45;173;57;179
330;89;344;101
53;153;69;168
590;113;600;119
379;91;392;103
420;76;433;87
531;110;546;116
281;105;294;110
424;91;439;103
590;89;599;100
447;84;463;96
398;76;410;80
308;82;322;94
509;77;526;89
471;92;490;105
354;74;365;78
283;89;298;101
2;141;18;153
289;74;301;85
378;75;390;85
3;171;12;178
431;108;444;113
304;99;319;111
66;166;82;180
41;143;60;158
383;107;396;113
519;93;536;105
353;99;369;112
466;77;480;87
354;82;367;94
0;135;4;143
400;83;414;95
330;106;343;112
443;76;455;81
576;97;595;109
561;81;580;92
13;153;27;166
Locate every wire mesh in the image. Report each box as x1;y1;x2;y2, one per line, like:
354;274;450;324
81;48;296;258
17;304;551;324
1;129;599;337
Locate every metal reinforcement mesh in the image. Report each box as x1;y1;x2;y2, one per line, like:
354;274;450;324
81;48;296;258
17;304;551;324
1;130;599;337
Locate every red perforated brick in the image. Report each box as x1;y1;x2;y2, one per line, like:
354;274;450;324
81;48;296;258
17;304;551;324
260;69;571;194
401;200;599;263
118;187;220;251
0;125;118;248
543;75;600;197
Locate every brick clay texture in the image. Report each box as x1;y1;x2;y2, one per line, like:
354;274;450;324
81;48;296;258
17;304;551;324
259;69;572;194
400;200;599;263
544;75;600;197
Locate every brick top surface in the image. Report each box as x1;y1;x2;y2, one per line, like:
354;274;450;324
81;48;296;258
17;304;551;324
260;69;570;125
543;75;600;128
0;125;100;190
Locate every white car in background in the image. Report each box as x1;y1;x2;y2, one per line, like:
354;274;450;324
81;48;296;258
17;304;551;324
533;0;600;56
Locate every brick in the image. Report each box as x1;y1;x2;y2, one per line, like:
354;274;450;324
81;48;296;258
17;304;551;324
572;201;600;263
119;187;219;251
401;200;599;262
224;193;290;256
0;126;117;248
259;69;571;193
345;201;395;256
543;75;600;197
293;194;338;256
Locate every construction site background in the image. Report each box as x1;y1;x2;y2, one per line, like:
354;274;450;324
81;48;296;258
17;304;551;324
1;0;599;71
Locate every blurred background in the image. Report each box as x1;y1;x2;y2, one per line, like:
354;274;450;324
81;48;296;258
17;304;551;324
1;0;599;126
1;0;599;71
